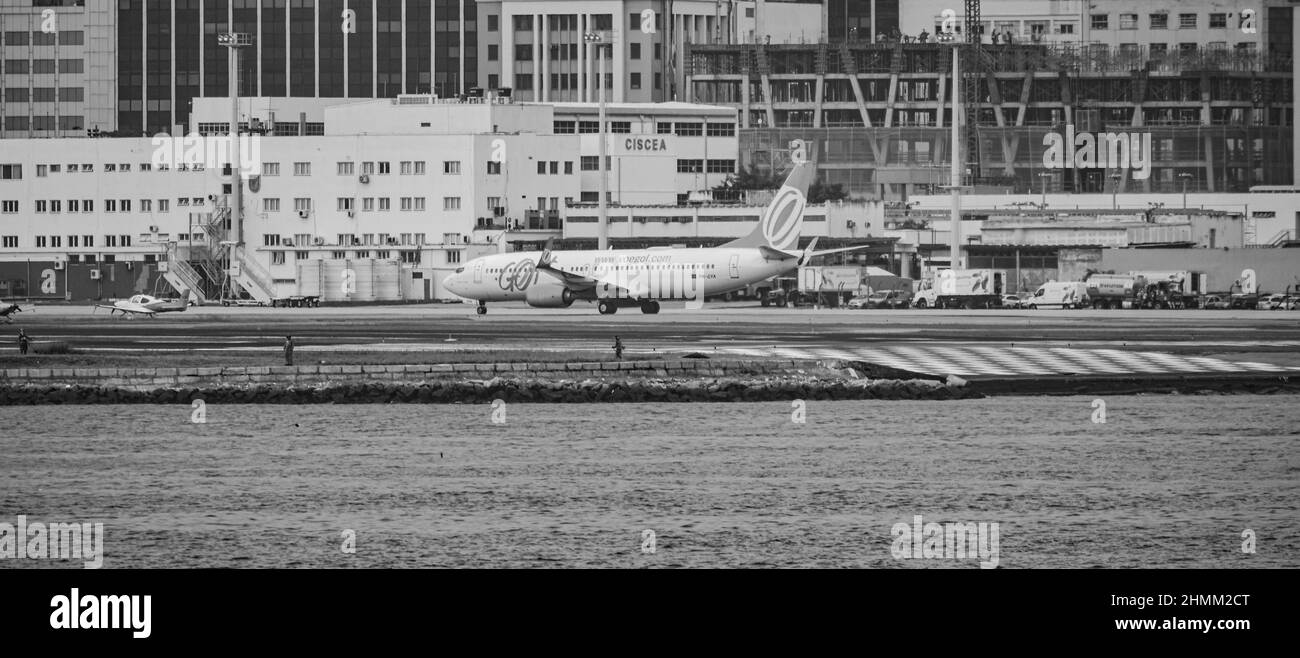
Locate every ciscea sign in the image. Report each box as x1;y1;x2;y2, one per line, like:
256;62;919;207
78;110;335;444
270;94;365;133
622;137;669;152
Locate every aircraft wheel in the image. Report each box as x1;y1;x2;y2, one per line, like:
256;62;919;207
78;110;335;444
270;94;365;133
476;305;487;316
598;300;617;315
640;301;661;314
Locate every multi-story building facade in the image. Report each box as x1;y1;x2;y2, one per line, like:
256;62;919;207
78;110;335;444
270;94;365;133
0;0;116;138
686;39;1293;198
2;0;480;138
474;0;823;103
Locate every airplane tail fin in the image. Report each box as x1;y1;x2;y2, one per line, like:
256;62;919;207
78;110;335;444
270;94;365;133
723;142;817;251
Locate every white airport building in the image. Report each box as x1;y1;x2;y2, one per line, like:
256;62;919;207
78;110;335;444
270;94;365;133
0;94;754;303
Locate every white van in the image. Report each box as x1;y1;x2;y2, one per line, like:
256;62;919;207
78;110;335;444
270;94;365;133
1027;281;1088;309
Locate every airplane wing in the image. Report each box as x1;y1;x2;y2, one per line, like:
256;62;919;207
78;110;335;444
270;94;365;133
535;250;602;293
535;250;654;298
94;303;157;316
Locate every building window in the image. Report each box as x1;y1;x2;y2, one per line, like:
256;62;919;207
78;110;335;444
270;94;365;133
487;161;502;175
271;251;286;265
294;162;311;176
362;198;375;211
443;197;461;211
0;201;16;213
675;123;703;136
537;161;547;175
264;198;280;212
400;161;413;175
156;200;165;212
362;162;375;175
578;121;600;134
707;160;734;173
443;161;461;175
488;15;498;31
1119;13;1137;30
677;159;704;173
1149;13;1168;30
487;44;498;61
414;198;426;211
706;122;736;137
263;163;280;176
1209;13;1226;29
338;162;355;175
338;198;355;211
379;198;391;211
447;251;461;265
657;122;673;134
581;156;599;171
401;197;413;211
1090;14;1108;30
1;236;16;248
294;198;312;212
1178;13;1196;29
554;120;576;134
68;200;79;213
564;161;574;175
104;200;115;212
630;43;641;60
513;15;533;31
378;162;391;175
140;199;151;212
609;121;631;133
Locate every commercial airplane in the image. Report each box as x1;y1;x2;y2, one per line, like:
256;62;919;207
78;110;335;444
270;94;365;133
443;145;863;315
93;291;190;317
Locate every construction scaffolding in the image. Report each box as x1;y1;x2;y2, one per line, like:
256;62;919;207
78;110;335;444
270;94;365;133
687;41;1293;197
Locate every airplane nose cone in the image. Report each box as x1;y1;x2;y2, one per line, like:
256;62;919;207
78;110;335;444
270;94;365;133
444;274;463;296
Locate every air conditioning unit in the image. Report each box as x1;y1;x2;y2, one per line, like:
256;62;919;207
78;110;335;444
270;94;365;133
387;238;399;245
359;174;370;184
54;261;65;270
313;236;326;246
347;211;356;218
847;220;857;228
298;210;310;219
283;238;294;247
149;225;160;233
352;238;362;246
89;270;102;280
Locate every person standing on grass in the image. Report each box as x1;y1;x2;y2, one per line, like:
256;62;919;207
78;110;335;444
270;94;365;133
284;335;294;366
613;336;624;360
18;329;29;355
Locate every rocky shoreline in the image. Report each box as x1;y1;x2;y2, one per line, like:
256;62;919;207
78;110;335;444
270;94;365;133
0;375;981;405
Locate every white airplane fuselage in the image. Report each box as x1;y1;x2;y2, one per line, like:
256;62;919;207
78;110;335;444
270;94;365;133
445;247;795;305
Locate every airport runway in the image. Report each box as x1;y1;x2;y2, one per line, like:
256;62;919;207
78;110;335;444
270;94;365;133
6;302;1299;378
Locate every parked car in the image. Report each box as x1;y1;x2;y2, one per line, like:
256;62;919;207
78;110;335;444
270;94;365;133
1282;295;1300;310
1000;293;1032;309
1257;294;1288;310
864;290;909;309
847;295;871;310
1201;295;1231;310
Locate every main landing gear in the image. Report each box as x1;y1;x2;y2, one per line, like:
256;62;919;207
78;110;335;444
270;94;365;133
598;300;617;315
476;301;487;315
639;301;661;314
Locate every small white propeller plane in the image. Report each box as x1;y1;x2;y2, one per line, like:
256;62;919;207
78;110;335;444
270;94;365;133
443;141;868;315
94;290;191;318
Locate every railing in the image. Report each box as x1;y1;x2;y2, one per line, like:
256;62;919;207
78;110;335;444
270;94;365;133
163;257;208;304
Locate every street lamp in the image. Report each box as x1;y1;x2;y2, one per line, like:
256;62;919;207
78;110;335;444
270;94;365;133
1178;173;1194;210
218;32;252;248
1109;172;1122;210
584;31;611;250
937;29;963;268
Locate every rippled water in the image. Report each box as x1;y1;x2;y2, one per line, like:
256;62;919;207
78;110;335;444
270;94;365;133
1;397;1297;568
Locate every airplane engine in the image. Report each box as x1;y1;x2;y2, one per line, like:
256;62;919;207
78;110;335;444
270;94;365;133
524;278;576;308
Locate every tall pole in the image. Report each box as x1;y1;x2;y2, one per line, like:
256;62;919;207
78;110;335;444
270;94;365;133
949;44;962;270
597;42;609;250
229;44;242;247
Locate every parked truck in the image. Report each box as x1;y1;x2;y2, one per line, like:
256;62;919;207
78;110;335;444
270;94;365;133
1083;271;1194;309
912;269;1007;309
